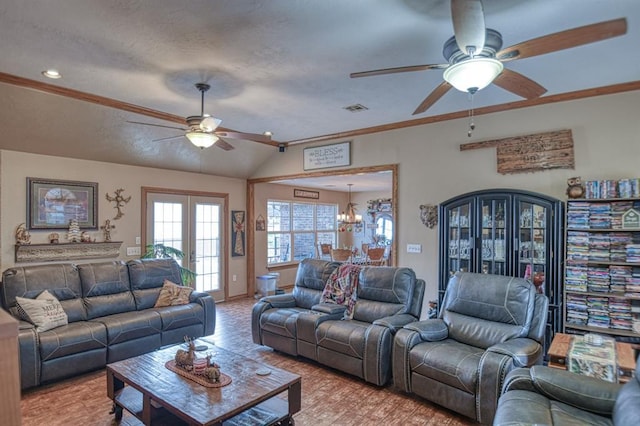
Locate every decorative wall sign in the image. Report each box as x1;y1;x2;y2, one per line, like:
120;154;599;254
622;209;640;229
27;177;98;230
303;141;351;170
460;129;575;175
232;210;246;257
256;214;266;231
293;189;320;199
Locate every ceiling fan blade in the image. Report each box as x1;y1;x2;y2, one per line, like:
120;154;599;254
214;138;235;151
350;63;448;79
152;134;185;142
215;131;274;144
127;120;187;131
451;0;486;56
412;81;453;115
497;18;627;61
492;68;547;99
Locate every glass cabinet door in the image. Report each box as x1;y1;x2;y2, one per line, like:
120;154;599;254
516;199;550;296
479;197;509;276
446;201;473;278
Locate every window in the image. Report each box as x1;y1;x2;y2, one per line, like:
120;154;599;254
267;200;337;265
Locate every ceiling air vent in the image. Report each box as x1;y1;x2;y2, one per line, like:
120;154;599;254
343;103;369;112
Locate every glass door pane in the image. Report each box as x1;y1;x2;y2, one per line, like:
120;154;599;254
192;199;223;299
480;198;507;275
448;202;472;277
518;201;548;295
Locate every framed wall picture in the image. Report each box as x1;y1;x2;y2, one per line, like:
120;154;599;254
27;177;98;230
232;210;246;257
293;188;320;199
256;214;266;231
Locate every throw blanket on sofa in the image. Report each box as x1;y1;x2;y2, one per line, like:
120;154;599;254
321;264;362;319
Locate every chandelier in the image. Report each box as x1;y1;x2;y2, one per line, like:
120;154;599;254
337;184;362;232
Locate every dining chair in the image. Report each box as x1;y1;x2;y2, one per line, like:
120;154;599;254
361;243;370;257
318;243;333;259
331;248;352;262
366;247;386;266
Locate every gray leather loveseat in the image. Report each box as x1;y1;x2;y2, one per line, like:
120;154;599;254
393;272;548;424
1;258;216;389
494;362;640;426
252;258;425;386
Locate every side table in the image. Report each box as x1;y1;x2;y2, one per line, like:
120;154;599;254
548;332;636;383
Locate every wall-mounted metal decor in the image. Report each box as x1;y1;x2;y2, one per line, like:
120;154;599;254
27;177;98;230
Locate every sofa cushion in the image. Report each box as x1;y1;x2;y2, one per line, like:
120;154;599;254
316;319;369;359
260;307;311;339
127;259;183;310
2;264;86;322
352;267;415;323
16;290;68;332
409;339;483;394
292;259;340;309
38;321;107;361
441;273;535;347
154;303;204;331
154;279;193;307
90;310;161;345
78;261;136;319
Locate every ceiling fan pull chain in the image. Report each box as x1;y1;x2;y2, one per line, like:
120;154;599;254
467;92;476;137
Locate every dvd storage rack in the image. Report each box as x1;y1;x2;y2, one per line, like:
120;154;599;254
564;197;640;343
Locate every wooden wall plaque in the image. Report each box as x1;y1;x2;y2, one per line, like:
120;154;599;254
460;129;575;174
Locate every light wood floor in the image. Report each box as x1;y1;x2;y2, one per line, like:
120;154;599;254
20;297;474;426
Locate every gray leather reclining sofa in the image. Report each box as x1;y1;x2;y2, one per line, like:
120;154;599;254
0;258;216;389
252;258;425;386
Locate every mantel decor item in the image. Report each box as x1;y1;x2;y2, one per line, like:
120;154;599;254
105;188;131;220
232;211;245;257
27;177;98;230
15;223;31;245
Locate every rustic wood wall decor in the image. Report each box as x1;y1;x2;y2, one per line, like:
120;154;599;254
459;129;575;174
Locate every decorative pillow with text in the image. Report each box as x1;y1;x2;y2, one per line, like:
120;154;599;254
16;290;68;332
154;279;193;307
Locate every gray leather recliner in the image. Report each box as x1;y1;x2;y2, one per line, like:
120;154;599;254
494;362;640;426
393;272;548;425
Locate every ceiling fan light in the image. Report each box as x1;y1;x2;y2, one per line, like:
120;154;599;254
443;58;503;93
200;116;222;132
186;131;218;149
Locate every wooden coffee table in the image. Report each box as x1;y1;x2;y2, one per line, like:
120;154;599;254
106;339;301;425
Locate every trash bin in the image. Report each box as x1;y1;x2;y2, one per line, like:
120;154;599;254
256;274;277;298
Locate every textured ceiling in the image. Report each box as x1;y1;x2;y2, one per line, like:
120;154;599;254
0;0;639;179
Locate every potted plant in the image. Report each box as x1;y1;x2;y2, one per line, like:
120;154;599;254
142;243;197;286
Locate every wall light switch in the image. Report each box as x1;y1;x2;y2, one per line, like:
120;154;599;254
406;244;422;254
232;274;237;282
135;236;141;244
127;247;141;256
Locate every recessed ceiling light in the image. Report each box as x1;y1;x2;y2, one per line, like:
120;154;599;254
42;69;62;79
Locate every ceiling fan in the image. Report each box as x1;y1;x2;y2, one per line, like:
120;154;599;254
128;83;275;150
350;0;627;115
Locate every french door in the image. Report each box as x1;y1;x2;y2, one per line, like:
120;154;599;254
145;191;226;301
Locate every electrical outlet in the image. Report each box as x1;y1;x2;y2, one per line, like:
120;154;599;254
406;244;422;254
127;246;141;256
135;236;141;244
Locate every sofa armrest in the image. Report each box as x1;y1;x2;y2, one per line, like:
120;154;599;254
402;319;448;342
527;365;620;416
312;303;347;315
259;294;297;309
373;314;417;333
190;291;216;336
487;337;543;367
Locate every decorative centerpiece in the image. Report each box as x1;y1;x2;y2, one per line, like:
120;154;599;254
165;339;231;388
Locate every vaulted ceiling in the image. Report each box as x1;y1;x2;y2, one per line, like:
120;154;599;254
0;0;639;178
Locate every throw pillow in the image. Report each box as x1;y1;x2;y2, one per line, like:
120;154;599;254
16;290;68;332
154;279;193;308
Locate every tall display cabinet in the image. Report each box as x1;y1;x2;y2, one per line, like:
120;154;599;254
439;189;564;351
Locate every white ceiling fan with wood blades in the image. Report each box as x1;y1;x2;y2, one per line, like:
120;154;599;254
350;0;628;115
129;82;276;150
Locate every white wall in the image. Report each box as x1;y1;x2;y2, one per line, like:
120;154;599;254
252;91;640;309
0;150;248;298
